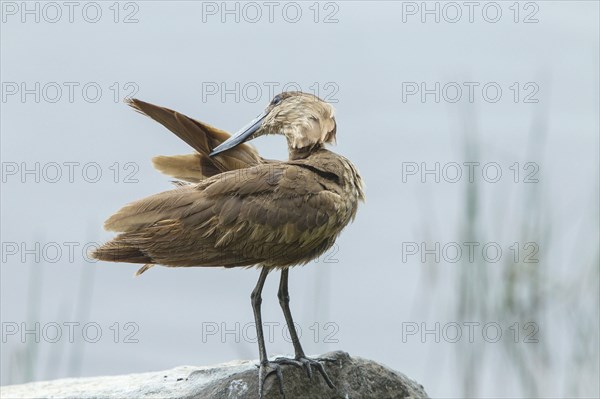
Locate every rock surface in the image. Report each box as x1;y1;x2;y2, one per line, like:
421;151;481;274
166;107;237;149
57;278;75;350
1;351;428;399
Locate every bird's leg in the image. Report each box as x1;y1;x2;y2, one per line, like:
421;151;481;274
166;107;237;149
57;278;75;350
252;268;285;398
277;268;305;358
273;268;336;389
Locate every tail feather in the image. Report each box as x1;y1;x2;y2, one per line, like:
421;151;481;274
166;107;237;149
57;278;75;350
91;239;153;264
126;98;264;182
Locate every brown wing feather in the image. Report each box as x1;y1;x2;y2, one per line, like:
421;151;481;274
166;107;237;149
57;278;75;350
151;154;206;183
126;98;264;181
92;163;347;269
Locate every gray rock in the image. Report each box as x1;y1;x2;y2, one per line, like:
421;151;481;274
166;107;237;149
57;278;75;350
1;351;428;399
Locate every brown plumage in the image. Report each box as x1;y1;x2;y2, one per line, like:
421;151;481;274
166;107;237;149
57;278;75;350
91;92;364;398
94;94;363;272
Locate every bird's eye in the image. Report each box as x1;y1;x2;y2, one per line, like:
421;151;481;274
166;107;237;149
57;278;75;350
271;95;282;106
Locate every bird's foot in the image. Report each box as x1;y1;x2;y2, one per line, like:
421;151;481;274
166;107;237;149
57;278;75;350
257;356;336;398
273;355;336;389
258;360;285;399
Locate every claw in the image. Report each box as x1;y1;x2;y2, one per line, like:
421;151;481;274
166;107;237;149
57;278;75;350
258;361;285;399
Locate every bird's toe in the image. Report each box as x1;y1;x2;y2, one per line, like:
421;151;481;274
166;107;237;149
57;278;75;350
271;355;336;390
258;361;286;399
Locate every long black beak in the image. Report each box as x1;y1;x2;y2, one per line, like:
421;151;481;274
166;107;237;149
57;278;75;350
209;110;268;157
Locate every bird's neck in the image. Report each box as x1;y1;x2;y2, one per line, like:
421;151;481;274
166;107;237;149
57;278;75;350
288;143;324;160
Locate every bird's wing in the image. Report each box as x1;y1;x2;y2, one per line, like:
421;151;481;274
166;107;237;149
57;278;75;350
126;99;263;182
92;163;344;268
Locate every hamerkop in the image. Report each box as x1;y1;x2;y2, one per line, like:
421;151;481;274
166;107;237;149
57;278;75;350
92;91;365;398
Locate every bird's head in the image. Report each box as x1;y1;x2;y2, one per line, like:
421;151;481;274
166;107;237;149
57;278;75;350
209;91;336;158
